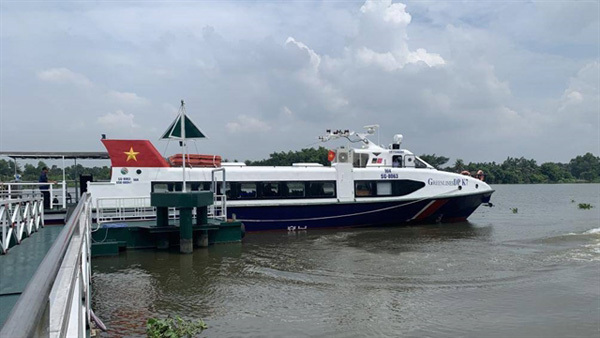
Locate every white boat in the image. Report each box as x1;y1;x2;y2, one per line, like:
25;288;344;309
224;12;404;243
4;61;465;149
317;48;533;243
88;125;494;231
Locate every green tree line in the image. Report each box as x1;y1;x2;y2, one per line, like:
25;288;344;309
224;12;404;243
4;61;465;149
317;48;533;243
0;160;111;182
422;152;599;184
244;147;331;166
2;151;598;184
244;148;599;184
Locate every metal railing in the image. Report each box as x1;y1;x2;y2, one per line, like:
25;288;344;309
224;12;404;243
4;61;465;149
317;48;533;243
0;193;93;337
96;196;156;223
0;194;44;254
96;193;227;224
210;168;227;221
209;194;227;221
0;182;68;209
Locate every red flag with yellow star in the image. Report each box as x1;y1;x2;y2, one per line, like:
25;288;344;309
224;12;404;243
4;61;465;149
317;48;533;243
101;139;170;168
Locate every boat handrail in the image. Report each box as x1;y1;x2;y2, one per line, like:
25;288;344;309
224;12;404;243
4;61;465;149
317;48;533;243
211;168;227;221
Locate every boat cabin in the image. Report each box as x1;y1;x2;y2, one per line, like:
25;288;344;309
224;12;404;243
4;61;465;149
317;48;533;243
330;133;433;169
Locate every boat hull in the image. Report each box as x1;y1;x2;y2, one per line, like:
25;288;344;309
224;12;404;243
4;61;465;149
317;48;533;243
228;191;492;231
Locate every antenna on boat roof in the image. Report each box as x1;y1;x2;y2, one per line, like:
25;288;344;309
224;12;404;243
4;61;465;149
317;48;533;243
318;129;351;142
364;124;380;145
363;124;379;135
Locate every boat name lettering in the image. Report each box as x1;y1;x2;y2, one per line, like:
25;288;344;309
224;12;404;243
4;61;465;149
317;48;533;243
116;177;132;184
427;178;468;186
381;169;399;179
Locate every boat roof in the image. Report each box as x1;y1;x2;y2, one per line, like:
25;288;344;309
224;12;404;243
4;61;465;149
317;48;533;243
0;151;109;160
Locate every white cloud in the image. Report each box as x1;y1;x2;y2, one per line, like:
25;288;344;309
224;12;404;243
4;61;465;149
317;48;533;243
407;48;445;67
97;110;140;129
285;37;321;70
356;48;399;71
284;36;349;111
353;1;445;70
557;61;599;120
2;1;598;162
107;90;149;106
225;115;271;133
281;106;294;118
562;90;583;107
361;0;412;26
37;68;93;87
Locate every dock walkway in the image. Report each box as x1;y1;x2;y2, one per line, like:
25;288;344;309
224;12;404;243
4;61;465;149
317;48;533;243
0;225;64;327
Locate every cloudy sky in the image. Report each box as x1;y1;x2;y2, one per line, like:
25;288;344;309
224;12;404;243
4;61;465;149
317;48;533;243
1;0;598;164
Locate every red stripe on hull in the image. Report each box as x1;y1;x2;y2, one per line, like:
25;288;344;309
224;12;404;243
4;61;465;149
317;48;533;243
414;199;448;221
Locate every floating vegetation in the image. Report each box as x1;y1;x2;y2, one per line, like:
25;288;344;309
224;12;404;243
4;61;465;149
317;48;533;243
147;316;207;338
571;199;575;203
511;208;518;214
578;203;593;210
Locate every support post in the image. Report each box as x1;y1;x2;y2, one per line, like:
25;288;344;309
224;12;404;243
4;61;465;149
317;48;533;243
179;208;193;254
62;156;66;209
181;100;187;193
74;158;79;203
49;184;54;209
198;231;209;248
196;207;208;225
156;207;169;227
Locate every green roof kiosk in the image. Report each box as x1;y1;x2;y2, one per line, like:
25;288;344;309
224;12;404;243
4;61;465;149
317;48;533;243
157;100;209;253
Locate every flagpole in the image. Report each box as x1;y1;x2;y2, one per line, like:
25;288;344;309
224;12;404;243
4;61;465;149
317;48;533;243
181;99;187;192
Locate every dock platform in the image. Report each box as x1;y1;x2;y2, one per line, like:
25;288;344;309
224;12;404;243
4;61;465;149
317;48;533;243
0;225;64;328
91;219;243;256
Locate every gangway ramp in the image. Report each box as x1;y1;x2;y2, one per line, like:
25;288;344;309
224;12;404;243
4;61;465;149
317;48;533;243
0;193;94;337
0;225;63;327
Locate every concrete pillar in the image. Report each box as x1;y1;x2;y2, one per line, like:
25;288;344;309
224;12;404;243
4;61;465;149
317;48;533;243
196;206;208;225
156;207;169;227
156;237;169;249
197;231;209;247
179;208;193;254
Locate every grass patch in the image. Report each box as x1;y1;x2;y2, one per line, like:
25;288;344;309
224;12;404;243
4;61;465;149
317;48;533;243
147;316;207;338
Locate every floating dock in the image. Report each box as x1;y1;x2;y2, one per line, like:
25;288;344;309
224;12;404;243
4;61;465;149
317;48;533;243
91;219;243;256
92;191;243;256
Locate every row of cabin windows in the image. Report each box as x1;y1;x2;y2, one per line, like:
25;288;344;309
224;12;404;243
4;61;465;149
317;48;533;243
354;180;425;197
152;182;212;193
152;179;425;199
151;181;337;200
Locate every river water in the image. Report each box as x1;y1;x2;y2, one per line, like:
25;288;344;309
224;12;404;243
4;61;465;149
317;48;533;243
91;184;600;337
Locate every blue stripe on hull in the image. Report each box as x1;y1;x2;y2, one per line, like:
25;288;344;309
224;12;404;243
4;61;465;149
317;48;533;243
228;192;492;231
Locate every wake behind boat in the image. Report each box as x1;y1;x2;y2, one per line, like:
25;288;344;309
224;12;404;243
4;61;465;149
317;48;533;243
88;109;494;231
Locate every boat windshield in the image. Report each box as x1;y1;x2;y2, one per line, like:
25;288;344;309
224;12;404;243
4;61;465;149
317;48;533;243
353;153;369;168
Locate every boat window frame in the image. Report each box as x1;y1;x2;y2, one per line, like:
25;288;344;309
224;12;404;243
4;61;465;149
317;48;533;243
152;180;337;200
353;153;370;168
354;179;425;197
